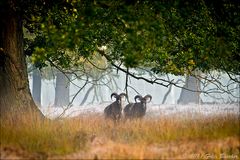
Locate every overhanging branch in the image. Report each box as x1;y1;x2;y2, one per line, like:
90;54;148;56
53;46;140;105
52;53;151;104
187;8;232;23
97;49;211;94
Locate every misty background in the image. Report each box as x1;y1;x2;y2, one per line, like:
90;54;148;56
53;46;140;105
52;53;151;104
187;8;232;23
28;68;239;108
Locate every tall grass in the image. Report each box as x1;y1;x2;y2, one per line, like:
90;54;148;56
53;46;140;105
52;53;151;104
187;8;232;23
0;111;239;159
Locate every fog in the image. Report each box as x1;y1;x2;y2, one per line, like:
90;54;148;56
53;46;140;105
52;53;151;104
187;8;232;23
28;70;239;110
29;69;239;117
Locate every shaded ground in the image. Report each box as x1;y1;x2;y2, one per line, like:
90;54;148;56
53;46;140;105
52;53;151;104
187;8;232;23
58;136;240;159
1;136;239;159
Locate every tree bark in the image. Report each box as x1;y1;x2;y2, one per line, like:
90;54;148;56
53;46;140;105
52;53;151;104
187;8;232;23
0;1;43;118
32;67;41;107
54;72;70;107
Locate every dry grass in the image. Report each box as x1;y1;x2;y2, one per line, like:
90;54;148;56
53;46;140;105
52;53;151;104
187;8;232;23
0;111;239;159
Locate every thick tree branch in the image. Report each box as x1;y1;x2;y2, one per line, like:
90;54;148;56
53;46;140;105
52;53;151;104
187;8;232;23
97;49;211;94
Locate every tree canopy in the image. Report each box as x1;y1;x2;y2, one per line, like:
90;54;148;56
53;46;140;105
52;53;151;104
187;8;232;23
24;0;240;77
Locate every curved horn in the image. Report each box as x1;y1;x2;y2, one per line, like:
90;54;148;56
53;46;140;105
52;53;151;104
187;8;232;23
111;93;118;100
134;95;142;102
144;94;152;103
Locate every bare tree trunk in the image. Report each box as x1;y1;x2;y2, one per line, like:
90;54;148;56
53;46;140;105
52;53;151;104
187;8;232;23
80;84;94;106
162;84;173;104
0;2;43;118
54;72;70;107
32;67;41;106
177;75;201;104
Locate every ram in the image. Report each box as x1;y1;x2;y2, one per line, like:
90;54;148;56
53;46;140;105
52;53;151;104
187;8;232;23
124;94;152;119
104;92;127;122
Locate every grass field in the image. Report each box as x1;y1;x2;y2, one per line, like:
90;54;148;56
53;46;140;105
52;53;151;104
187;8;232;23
0;111;239;159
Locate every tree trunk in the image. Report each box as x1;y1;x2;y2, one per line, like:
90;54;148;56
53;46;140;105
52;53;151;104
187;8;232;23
162;84;173;104
54;72;70;107
0;2;43;118
80;84;94;106
177;75;201;104
32;67;41;107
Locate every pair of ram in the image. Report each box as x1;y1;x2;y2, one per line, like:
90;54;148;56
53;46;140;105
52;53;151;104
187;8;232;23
104;92;152;122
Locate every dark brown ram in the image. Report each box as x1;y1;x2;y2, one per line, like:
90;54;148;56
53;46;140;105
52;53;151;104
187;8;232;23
104;92;127;122
124;94;152;119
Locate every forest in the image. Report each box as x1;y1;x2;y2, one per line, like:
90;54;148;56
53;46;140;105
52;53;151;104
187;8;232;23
0;0;239;159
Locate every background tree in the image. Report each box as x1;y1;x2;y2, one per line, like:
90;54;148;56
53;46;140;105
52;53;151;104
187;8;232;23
32;66;42;106
177;75;201;104
54;72;70;107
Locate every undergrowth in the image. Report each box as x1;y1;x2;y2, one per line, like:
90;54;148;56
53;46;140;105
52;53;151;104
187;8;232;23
0;111;239;158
